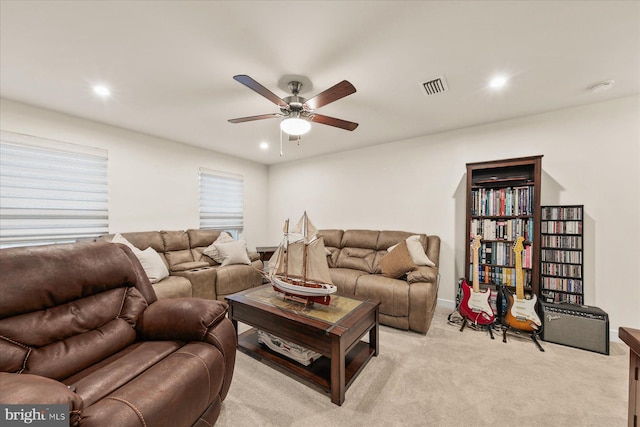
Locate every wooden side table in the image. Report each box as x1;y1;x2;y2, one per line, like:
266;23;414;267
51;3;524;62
619;327;640;427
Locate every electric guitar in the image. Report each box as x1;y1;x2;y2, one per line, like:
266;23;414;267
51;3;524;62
503;236;541;332
459;235;495;325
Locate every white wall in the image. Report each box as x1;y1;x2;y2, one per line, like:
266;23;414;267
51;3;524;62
2;96;638;331
268;96;640;332
0;98;270;250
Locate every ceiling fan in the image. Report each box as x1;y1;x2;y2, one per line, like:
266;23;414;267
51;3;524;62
228;75;358;137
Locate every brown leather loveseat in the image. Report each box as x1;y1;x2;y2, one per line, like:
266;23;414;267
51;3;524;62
319;229;440;334
0;241;236;426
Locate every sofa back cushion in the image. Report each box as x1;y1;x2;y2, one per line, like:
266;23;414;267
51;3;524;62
97;231;169;268
0;242;150;380
161;230;194;269
318;229;437;274
187;229;223;265
334;230;379;273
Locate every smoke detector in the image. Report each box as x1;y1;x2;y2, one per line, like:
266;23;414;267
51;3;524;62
421;75;449;96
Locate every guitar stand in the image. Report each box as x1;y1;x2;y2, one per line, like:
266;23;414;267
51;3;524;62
501;326;545;352
459;318;495;340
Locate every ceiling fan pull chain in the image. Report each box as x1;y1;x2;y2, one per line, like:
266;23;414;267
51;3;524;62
279;128;284;157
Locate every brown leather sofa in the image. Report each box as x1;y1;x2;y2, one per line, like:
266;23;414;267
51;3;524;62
319;229;440;334
97;229;264;301
0;241;237;426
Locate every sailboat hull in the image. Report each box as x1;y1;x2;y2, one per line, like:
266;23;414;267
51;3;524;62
271;275;337;306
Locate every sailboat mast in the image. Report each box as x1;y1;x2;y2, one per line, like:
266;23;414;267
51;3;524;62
283;218;290;280
302;212;308;282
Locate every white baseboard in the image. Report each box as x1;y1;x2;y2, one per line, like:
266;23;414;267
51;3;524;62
436;298;456;311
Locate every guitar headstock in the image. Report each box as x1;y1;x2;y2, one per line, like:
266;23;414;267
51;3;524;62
471;235;482;252
513;236;524;255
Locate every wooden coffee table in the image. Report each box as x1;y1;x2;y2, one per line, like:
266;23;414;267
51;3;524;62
226;285;380;405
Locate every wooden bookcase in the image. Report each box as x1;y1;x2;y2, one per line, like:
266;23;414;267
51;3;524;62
540;205;584;304
465;155;543;314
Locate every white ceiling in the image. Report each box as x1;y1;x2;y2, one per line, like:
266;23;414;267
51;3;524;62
1;1;638;165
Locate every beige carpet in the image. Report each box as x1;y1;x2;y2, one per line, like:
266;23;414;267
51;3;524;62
215;306;629;427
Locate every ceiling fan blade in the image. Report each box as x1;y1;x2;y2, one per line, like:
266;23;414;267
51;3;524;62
233;75;289;108
310;114;359;131
228;113;280;123
304;80;356;110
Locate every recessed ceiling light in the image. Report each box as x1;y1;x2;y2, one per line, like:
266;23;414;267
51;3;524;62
92;85;111;97
489;75;508;89
259;142;269;150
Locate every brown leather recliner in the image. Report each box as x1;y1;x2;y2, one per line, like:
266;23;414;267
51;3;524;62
0;241;237;426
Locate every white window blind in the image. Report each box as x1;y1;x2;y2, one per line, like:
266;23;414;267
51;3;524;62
0;130;108;248
199;169;244;236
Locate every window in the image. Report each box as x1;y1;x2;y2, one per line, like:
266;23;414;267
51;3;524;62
199;169;244;238
0;130;108;248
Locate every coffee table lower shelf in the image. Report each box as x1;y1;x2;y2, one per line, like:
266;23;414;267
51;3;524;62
238;328;375;400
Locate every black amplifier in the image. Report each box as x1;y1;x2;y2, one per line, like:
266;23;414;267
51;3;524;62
540;301;609;355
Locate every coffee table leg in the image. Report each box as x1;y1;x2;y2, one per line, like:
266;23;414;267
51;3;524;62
331;336;346;406
370;313;379;356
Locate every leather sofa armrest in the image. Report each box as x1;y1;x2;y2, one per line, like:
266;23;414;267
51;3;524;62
0;373;83;426
136;298;237;399
407;266;438;284
136;298;228;342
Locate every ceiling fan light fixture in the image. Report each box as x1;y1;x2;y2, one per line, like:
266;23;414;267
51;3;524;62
280;117;311;136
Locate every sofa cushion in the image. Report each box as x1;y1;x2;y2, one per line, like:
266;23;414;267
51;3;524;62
336;247;377;273
161;230;194;270
376;230;415;250
318;229;343;248
341;230;379;250
64;340;182;407
187;228;223;248
151;275;192;299
214;264;262;297
355;275;409;317
171;261;210;272
102;231;165;254
379;241;417;278
80;342;225;426
328;268;367;295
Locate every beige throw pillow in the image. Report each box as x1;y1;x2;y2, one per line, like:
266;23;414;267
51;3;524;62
110;234;169;283
379;241;417;278
388;235;435;267
135;247;170;283
203;232;234;263
214;239;251;266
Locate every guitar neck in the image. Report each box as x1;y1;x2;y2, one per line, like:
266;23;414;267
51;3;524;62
472;249;480;292
515;251;524;300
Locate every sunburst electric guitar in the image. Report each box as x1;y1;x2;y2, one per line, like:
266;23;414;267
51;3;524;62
503;236;541;332
459;235;495;325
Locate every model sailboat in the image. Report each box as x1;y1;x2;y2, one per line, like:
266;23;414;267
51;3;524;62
268;212;337;305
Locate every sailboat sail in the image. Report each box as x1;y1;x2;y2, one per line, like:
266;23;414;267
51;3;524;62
284;238;333;285
268;212;337;303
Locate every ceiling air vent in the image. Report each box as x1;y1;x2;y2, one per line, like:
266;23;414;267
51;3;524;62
421;76;449;96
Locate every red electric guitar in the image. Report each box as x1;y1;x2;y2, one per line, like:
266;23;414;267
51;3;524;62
459;235;495;325
503;236;541;332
